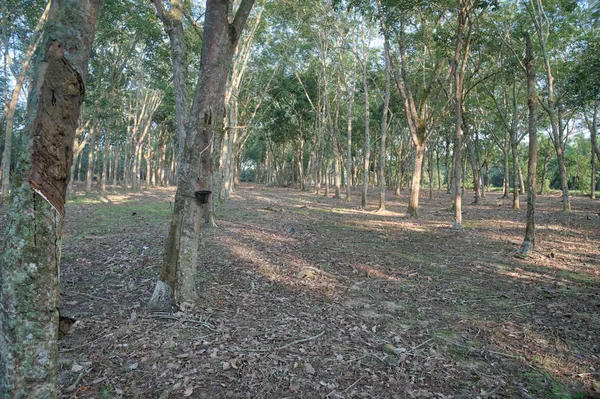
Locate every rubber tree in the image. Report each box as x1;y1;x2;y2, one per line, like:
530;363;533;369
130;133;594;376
527;0;571;212
152;0;189;167
451;0;473;229
375;1;447;217
0;0;99;397
377;28;391;211
149;0;255;310
1;1;51;203
519;32;538;255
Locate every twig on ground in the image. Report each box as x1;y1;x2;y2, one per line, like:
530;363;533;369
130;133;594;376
146;314;217;331
274;330;325;351
513;302;535;308
568;372;600;377
327;375;364;397
486;350;523;359
59;333;114;353
413;337;435;350
66;372;85;393
66;291;116;303
246;330;325;352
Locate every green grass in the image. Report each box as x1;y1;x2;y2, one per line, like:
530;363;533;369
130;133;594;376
556;270;599;287
522;370;586;399
94;201;173;221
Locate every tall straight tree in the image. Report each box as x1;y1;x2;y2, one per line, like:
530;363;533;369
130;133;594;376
452;0;474;230
378;28;391;211
375;0;447;217
519;32;538;255
149;0;255;309
0;1;51;202
527;0;571;212
152;0;189;167
0;0;100;397
360;18;370;209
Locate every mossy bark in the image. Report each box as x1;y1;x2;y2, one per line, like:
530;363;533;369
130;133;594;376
0;1;99;397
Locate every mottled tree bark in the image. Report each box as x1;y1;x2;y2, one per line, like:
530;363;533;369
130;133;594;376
408;143;425;216
452;1;469;230
0;1;99;397
149;0;255;310
519;33;538;256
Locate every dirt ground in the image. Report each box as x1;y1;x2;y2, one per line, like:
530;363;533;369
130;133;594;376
5;183;600;398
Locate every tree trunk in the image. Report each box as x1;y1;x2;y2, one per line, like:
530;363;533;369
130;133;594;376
145;135;152;189
446;140;452;194
360;21;370;209
346;84;354;200
112;145;120;186
101;130;111;196
436;144;442;190
0;2;50;203
531;0;570;212
502;145;510;198
591;144;597;199
452;0;470;230
519;33;538;255
428;146;434;200
584;100;598;198
85;127;97;195
332;84;341;199
511;136;520;209
0;1;98;396
148;0;255;310
407;143;425;216
152;0;189;166
378;37;391;211
465;119;481;205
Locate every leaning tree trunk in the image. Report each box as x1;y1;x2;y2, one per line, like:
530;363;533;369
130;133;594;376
0;1;98;397
148;0;255;310
519;33;538;256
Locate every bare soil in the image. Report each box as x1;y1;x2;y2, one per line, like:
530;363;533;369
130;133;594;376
11;184;600;398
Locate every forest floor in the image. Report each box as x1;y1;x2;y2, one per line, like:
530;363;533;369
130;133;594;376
4;183;599;398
